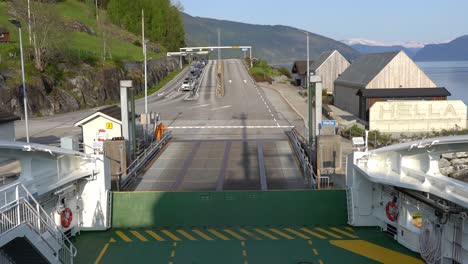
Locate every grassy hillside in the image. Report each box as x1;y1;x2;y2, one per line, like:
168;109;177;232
182;12;360;66
0;0;163;72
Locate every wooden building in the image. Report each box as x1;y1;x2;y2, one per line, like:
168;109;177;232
291;60;314;87
309;50;350;94
334;50;450;121
0;26;10;43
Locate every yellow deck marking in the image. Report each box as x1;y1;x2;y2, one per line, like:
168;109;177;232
173;242;177;246
269;228;294;240
244;261;248;264
315;227;342;239
345;226;354;232
284;228;310;239
208;229;231;240
254;228;279;240
146;230;166;241
94;241;111;264
330;240;424;264
300;228;326;239
241;241;246;247
192;229;214;241
177;230;197;241
330;227;358;239
130;230;148;242
313;248;319;255
239;228;262;240
115;230;132;242
109;238;116;243
161;230;181;241
319;260;324;264
224;229;246;240
170;250;175;257
242;249;247;257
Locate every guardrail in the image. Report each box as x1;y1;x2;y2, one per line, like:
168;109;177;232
120;131;172;190
286;128;317;188
0;183;76;264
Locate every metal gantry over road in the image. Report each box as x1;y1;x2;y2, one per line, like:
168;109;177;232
167;46;254;68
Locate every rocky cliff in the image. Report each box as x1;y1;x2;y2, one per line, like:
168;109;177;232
0;57;179;117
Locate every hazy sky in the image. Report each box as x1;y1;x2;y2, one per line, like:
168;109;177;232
179;0;467;43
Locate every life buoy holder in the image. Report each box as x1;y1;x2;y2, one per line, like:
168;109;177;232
385;200;398;222
61;208;73;228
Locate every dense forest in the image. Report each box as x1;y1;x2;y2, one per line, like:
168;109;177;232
107;0;185;51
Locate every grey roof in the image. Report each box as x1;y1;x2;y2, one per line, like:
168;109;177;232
356;87;451;98
309;51;335;72
291;61;314;75
335;51;400;88
0;109;20;124
98;105;121;121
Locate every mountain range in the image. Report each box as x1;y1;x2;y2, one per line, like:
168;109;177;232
182;13;360;66
413;35;468;61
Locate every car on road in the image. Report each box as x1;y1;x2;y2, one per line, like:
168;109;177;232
181;78;195;91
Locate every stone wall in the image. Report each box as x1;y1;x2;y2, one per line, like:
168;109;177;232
439;152;468;183
0;57;179;117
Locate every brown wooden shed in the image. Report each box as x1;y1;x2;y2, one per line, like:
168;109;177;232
0;26;10;43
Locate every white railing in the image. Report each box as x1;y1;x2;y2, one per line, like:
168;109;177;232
120;131;172;190
287;129;317;188
0;183;77;264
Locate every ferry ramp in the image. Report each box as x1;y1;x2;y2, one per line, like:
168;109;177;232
126;137;309;191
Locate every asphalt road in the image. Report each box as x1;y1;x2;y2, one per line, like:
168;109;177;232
15;59;308;190
129;59;308;191
142;59;302;140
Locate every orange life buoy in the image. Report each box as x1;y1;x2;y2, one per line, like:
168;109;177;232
385;201;398;222
61;208;73;228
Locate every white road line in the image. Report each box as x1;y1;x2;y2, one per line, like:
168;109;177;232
210;105;233;111
189;104;210;109
168;125;294;129
273;118;277;122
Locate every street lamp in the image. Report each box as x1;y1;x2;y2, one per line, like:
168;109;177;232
9;18;30;143
141;9;148;114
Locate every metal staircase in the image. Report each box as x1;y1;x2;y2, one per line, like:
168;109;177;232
0;183;77;264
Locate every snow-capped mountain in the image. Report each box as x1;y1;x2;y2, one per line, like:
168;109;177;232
341;38;448;49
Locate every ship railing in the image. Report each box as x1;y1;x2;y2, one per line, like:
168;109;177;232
120;130;172;190
0;183;77;264
287;128;317;188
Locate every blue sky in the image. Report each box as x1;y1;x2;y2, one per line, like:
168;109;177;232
179;0;467;43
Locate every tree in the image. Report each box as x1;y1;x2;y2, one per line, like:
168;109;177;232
12;0;66;71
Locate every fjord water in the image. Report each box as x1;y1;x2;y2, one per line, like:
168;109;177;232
417;61;468;105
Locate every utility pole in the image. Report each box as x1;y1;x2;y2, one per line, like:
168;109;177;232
27;0;31;44
217;29;221;62
142;9;148;114
95;0;99;23
9;19;29;143
306;32;312;145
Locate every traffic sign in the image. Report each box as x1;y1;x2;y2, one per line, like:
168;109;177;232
242;48;248;51
321;120;337;127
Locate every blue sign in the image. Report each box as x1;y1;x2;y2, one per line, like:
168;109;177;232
321;120;337;127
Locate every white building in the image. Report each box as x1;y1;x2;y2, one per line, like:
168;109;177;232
74;106;123;154
0;109;20;141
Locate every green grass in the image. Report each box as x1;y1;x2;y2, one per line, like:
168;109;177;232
56;0;97;29
135;67;185;100
1;0;163;67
